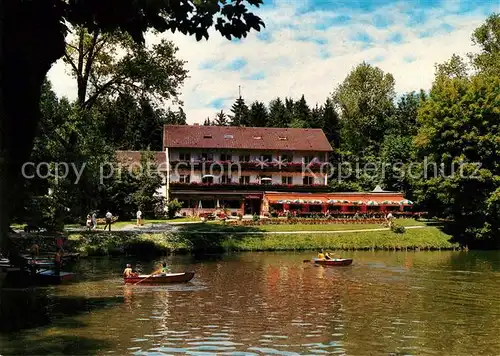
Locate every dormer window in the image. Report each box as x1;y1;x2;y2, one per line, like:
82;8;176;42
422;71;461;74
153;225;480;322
278;136;287;140
224;134;233;139
203;134;212;138
253;136;262;140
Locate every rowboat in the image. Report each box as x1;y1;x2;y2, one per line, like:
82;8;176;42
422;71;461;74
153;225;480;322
36;270;75;285
124;272;195;284
306;258;353;266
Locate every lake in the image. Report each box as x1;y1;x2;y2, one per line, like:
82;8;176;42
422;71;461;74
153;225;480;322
1;250;500;355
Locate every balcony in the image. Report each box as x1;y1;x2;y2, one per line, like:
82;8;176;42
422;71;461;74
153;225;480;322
169;160;326;172
169;181;332;192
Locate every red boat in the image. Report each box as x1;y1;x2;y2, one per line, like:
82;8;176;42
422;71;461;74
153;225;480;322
124;272;195;284
310;258;353;266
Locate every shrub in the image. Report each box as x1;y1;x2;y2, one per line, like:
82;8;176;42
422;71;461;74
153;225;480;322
391;224;406;234
166;199;183;219
252;213;260;222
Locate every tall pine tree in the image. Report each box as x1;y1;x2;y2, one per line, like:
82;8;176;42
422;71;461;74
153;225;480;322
214;110;229;126
249;101;268;127
203;117;212;126
322;98;341;154
229;96;250;126
268;98;288;128
291;95;311;128
309;104;324;128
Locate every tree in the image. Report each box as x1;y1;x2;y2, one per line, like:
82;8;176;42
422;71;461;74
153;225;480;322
387;91;423;137
24;81;114;227
229;96;250;126
291;95;311;128
414;72;500;248
168;107;187;125
131;151;164;218
98;93;173;150
267;98;289;128
469;13;500;75
379;134;415;194
0;0;265;253
248;101;268;127
321;98;341;154
203;117;212;126
434;54;470;80
213;110;229;126
309;104;324;129
332;62;396;156
64;28;188;109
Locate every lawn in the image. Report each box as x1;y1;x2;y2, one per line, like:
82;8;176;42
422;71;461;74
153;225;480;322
220;226;458;251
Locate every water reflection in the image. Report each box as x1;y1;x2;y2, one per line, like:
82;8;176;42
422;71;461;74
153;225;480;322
1;251;500;355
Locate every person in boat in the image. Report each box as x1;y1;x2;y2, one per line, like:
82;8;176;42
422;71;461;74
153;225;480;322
54;249;63;276
29;243;39;260
157;262;169;276
123;264;135;278
317;250;325;260
324;251;332;260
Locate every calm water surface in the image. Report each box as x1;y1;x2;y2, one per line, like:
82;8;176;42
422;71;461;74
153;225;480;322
2;250;500;355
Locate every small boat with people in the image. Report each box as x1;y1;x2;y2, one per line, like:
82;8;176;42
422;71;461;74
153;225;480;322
123;262;195;285
311;258;353;266
304;249;353;266
124;272;195;284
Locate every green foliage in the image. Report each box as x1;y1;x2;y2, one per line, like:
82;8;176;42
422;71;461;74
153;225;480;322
213;110;229;126
249;101;268;127
414;71;500;247
253;213;260;222
469;13;500;75
166;199;184;219
229;96;251;126
390;224;406;234
332;62;396;156
131;151;164;217
61;1;265;45
98;93;181;151
64;28;189;108
267;98;289;128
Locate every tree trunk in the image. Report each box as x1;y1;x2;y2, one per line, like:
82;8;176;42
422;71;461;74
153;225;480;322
0;0;66;254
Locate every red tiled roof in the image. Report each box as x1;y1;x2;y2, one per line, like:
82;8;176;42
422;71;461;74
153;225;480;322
115;151;166;168
163;125;333;151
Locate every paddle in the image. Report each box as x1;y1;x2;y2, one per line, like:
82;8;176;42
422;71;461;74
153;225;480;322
133;268;161;285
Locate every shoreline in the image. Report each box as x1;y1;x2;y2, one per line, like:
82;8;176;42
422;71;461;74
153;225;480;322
9;220;463;256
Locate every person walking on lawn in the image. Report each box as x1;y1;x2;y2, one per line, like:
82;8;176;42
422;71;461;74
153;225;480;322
104;210;113;231
136;208;143;226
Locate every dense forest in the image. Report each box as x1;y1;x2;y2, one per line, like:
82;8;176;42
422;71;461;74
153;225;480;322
14;13;500;248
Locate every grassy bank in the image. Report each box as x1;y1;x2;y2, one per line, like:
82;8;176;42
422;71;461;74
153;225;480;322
66;220;459;256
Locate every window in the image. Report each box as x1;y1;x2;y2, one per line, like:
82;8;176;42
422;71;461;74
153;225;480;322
282;176;293;185
278;136;287;140
239;176;250;184
179;152;191;161
239;155;250;162
260;154;272;162
220;153;232;161
253;136;262;140
224;134;233;139
303;176;314;185
201;152;213;161
261;175;272;185
203;134;212;138
179;175;190;183
202;176;214;184
220;175;231;184
281;154;293;162
303;156;315;164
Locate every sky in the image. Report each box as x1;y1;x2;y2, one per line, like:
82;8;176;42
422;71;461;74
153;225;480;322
48;0;499;124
